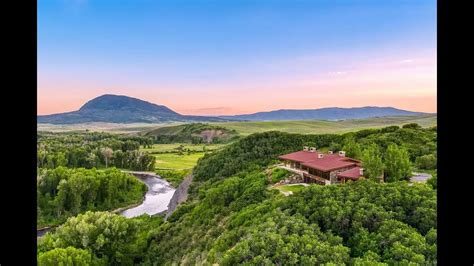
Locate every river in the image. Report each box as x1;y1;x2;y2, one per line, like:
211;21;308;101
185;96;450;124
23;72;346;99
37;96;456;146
37;172;176;238
120;172;176;218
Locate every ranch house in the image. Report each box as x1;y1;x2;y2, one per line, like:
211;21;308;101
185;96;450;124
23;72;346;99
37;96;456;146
278;147;364;185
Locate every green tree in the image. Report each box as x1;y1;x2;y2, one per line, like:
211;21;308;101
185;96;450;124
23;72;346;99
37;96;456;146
38;144;48;168
329;141;342;152
425;228;437;263
100;147;113;168
86;153;98;168
342;137;362;159
37;168;146;227
220;211;351;265
56;152;68;167
374;220;429;264
402;123;421;129
353;251;387;266
361;144;384;181
381;125;399;133
39;211;138;264
384;144;411;182
427;174;437;189
38;247;105;266
415;154;437;170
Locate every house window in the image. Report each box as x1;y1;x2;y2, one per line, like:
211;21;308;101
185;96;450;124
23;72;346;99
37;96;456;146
308;168;330;180
323;171;330;180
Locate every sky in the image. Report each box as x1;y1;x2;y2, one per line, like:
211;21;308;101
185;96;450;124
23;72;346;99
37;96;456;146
38;0;437;116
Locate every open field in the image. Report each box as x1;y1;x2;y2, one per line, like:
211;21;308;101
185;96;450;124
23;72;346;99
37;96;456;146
38;114;436;136
210;114;437;136
140;143;226;171
37;122;182;134
143;144;226;185
153;152;206;170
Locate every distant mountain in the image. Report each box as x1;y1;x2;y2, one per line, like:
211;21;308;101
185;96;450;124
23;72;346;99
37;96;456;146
37;94;228;124
38;95;432;124
219;107;430;121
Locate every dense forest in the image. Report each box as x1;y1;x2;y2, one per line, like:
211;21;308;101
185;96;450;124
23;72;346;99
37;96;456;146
37;167;146;227
38;212;165;265
36;132;157;227
37;132;156;171
38;124;437;265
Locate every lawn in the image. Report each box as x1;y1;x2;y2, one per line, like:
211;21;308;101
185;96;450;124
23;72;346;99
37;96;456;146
38;114;436;136
153;152;206;170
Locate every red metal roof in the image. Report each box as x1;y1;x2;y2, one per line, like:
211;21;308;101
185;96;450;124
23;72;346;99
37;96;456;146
302;159;357;172
278;150;359;172
337;167;362;180
278;150;323;162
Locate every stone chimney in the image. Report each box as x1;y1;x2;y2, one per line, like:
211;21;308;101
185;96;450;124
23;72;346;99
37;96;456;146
359;168;364;176
318;153;324;159
338;151;346;157
328;151;333;154
303;146;309;151
309;147;316;152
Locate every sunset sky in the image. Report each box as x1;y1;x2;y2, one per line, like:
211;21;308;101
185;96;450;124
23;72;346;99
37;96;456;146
38;0;436;116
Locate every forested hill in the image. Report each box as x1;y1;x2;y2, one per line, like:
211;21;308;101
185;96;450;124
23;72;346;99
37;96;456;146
143;123;239;144
37;94;228;124
143;124;437;264
193;123;436;182
38;124;437;265
219;106;429;121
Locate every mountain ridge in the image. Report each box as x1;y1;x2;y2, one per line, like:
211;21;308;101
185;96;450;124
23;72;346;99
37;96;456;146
38;94;432;124
219;106;430;121
38;94;227;124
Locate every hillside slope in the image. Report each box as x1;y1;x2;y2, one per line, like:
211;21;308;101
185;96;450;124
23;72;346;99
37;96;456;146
141;127;437;265
143;123;239;144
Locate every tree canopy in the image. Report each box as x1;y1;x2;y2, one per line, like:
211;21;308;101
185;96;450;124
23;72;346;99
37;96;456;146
37;167;146;227
37;132;155;171
37;126;437;264
384;144;412;182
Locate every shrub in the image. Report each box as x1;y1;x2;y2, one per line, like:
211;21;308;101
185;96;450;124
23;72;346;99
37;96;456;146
402;123;421;129
415;154;437;170
271;168;291;183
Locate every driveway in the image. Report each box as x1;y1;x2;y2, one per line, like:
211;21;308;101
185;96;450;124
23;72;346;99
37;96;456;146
410;172;432;183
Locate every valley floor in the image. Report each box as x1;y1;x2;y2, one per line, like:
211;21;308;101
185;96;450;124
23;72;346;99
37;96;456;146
37;114;436;135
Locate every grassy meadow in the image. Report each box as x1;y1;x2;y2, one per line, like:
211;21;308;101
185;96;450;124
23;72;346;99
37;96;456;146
153;152;205;170
36;122;179;134
139;143;227;171
38;114;436;136
210;114;437;136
